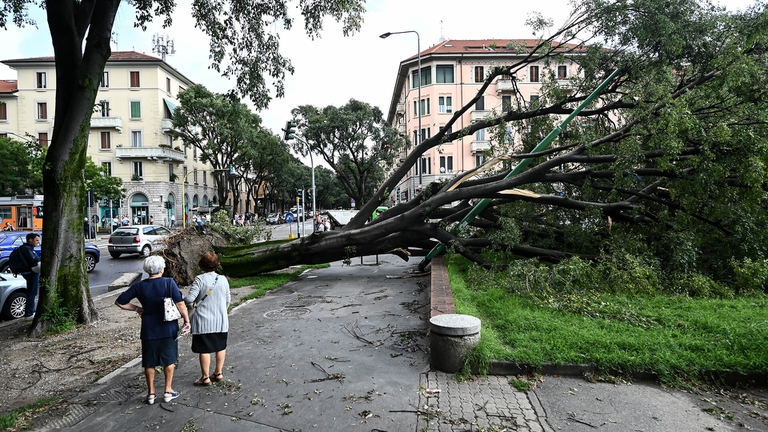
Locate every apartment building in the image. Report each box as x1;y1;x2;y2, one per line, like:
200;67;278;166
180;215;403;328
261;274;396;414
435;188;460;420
0;51;220;227
385;39;579;203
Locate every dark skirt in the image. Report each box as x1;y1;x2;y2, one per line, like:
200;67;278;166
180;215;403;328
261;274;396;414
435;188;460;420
141;337;178;368
191;332;228;353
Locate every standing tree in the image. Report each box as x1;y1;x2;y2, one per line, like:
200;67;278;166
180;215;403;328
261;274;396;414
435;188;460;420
291;99;406;206
214;0;768;287
0;136;41;195
234;129;292;216
0;0;365;335
84;157;125;206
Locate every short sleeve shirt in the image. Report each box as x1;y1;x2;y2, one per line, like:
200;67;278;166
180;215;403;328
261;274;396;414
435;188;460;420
116;277;183;340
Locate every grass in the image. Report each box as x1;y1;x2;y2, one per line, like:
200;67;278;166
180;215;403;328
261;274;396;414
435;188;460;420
0;396;58;430
228;263;329;309
447;254;768;386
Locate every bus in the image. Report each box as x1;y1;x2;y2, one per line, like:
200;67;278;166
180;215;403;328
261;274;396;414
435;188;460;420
0;195;44;231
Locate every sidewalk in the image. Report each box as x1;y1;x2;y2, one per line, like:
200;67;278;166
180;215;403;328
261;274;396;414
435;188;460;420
33;255;768;431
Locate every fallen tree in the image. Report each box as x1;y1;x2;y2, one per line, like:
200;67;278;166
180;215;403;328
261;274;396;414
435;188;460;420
213;0;768;285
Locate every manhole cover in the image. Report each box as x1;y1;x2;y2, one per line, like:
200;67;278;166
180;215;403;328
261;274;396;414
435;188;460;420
264;307;311;319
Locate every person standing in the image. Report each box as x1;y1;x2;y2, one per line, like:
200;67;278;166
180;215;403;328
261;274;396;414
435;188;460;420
170;213;176;227
149;215;154;225
112;216;119;232
185;252;231;386
115;256;190;404
18;233;40;318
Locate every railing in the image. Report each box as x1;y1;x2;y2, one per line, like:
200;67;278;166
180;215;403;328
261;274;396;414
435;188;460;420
116;146;186;162
90;116;123;132
161;118;173;132
471;140;491;153
496;79;515;92
470;110;492;122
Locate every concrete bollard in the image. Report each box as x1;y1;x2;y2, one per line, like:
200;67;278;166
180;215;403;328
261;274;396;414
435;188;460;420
429;314;481;373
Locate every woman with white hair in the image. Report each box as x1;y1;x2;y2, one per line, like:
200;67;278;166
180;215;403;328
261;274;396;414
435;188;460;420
115;255;190;404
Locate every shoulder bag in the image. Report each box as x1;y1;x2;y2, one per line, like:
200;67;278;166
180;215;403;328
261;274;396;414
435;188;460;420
189;275;219;317
163;279;182;321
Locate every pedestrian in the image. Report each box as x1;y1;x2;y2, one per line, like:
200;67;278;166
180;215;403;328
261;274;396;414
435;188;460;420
185;251;231;386
134;215;140;225
84;217;90;240
18;233;41;318
314;212;322;232
114;256;190;405
112;216;119;232
150;215;154;225
170;214;176;227
122;215;129;226
3;222;13;231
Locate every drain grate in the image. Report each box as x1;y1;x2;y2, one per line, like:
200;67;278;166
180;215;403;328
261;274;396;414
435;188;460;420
264;307;311;319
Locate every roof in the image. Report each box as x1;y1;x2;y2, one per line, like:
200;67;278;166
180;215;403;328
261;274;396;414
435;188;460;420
0;80;18;94
1;51;196;87
385;38;584;122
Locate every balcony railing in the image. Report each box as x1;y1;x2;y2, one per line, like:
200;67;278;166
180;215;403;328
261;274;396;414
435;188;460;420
471;140;491;153
470;110;492;122
496;79;515;92
115;146;186;162
161;118;174;133
90;116;123;132
397;123;406;135
396;102;405;114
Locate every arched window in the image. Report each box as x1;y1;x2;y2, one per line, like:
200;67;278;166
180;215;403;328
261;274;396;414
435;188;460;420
193;195;199;207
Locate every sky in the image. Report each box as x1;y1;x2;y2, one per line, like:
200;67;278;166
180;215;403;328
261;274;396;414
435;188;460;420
0;0;758;140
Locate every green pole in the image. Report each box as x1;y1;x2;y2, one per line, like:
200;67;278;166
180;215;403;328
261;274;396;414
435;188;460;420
419;69;621;268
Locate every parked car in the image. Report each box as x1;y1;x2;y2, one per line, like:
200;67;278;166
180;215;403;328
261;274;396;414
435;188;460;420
0;232;101;273
0;273;27;320
108;225;172;258
266;213;285;225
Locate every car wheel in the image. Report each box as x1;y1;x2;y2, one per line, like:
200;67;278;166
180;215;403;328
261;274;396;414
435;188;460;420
0;264;10;274
141;245;151;257
86;254;97;272
110;252;122;259
2;291;26;320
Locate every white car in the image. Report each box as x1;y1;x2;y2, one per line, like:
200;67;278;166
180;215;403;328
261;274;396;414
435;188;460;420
0;273;27;320
108;225;172;258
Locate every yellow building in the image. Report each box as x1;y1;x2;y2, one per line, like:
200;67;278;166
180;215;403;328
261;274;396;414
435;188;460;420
0;51;219;228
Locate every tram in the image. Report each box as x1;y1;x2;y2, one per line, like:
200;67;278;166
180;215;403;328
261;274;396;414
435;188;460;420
0;195;44;231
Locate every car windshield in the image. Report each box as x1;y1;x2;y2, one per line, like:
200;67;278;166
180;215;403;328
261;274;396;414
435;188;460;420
112;228;139;236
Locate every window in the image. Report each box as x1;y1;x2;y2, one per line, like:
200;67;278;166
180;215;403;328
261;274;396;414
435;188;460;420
557;65;567;79
38;132;48;147
131;130;142;147
194;169;198;184
130;101;141;119
475;96;485;111
102;162;112;176
203;171;208;186
100;71;109;88
530;66;539;82
36;72;46;89
416;157;431;175
475;154;485;167
166;77;171;93
0;207;11;219
193;147;198;161
439;156;453;173
413;130;418;146
99;100;110;117
530;94;540;107
420;98;430;116
0;133;7;139
100;131;111;149
474;66;484;83
438;96;453;114
502;95;512;112
168;163;175;181
37;102;48;120
476;129;486;141
411;66;432;88
0;102;6;120
130;71;140;88
183;166;188;183
179;86;185;93
436;65;454;83
132;161;143;179
167;135;173;147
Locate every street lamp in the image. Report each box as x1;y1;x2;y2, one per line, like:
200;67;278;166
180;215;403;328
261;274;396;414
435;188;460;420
182;168;228;228
380;30;422;190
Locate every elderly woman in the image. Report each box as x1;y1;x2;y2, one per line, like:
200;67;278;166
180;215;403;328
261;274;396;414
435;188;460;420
185;251;231;386
115;256;190;404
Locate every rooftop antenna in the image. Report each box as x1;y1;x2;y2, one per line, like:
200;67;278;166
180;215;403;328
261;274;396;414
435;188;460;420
151;33;176;62
439;20;446;43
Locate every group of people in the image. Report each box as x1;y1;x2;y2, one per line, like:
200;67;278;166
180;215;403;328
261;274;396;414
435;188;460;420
314;212;331;232
231;212;256;226
115;252;231;404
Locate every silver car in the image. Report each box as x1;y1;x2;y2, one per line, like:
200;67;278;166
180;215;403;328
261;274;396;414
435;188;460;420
0;273;27;320
108;225;172;258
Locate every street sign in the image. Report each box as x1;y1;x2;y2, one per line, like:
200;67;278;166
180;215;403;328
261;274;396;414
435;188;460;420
285;212;295;223
351;198;356;208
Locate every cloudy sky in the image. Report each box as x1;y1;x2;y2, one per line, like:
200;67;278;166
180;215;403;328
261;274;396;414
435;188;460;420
0;0;756;138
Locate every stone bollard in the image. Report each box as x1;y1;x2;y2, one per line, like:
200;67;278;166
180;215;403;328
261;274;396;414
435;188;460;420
429;314;481;373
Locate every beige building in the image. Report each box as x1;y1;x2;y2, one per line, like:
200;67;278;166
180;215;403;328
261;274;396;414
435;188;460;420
385;39;579;203
0;51;220;228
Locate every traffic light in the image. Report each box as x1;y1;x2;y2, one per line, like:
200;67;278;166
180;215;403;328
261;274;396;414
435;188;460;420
229;164;236;176
306;188;312;199
283;120;297;140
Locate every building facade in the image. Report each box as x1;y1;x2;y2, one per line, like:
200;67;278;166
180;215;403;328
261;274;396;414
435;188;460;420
385;39;579;203
0;51;220;228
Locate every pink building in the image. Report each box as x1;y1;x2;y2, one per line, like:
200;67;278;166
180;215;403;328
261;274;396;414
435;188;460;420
385;39;579;203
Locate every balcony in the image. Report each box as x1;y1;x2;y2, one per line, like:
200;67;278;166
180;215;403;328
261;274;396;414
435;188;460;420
471;140;491;153
396;102;405;114
470;110;492;122
397;123;406;135
115;146;186;163
90;116;123;132
496;79;515;92
161;118;174;133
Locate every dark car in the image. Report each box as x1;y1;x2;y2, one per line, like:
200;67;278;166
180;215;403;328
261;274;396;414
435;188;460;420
0;231;101;273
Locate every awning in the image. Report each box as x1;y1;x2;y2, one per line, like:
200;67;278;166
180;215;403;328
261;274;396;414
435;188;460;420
163;99;178;117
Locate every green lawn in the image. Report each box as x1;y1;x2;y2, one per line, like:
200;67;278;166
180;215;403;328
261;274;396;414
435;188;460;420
446;255;768;385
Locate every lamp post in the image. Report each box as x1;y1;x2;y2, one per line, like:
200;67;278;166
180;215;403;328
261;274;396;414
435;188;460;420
380;30;422;194
182;168;228;228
